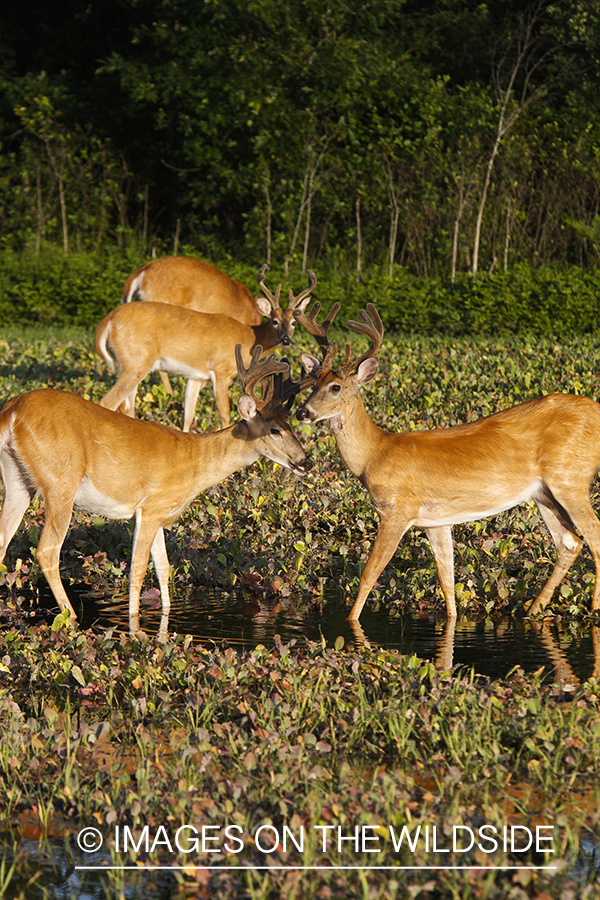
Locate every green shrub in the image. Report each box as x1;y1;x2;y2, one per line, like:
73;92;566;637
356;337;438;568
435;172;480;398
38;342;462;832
0;245;141;327
1;247;599;336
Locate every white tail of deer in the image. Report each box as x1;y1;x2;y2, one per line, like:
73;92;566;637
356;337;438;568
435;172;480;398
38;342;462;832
295;302;600;621
97;269;317;430
123;255;263;325
0;348;311;637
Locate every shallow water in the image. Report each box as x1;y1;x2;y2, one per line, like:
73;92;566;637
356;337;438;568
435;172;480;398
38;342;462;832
32;582;600;686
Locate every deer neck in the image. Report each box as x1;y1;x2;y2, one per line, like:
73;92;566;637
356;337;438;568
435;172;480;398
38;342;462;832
251;322;279;352
189;424;260;488
330;394;383;479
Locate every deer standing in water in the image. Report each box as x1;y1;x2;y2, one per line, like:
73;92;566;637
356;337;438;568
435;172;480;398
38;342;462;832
295;302;600;621
0;347;311;636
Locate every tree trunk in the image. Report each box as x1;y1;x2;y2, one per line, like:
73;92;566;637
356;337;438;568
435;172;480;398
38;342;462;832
356;197;362;281
286;136;330;275
382;157;401;280
302;194;311;275
302;169;315;274
472;140;500;279
286;167;309;276
389;205;400;280
36;165;43;254
58;174;68;255
263;179;272;267
451;216;460;285
503;201;512;272
451;173;473;284
142;184;149;251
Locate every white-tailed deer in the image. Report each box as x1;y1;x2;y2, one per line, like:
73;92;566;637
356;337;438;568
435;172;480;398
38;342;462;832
0;348;311;636
97;269;317;430
124;258;291;396
123;255;262;325
295;302;600;621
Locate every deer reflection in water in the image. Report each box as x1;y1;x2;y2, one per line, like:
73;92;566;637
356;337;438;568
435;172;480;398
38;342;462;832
348;615;600;686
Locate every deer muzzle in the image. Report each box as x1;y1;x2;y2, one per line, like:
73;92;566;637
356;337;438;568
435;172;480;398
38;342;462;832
296;404;313;422
292;456;313;474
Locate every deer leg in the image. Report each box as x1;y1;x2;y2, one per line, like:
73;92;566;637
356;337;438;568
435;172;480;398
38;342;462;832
183;378;206;432
348;515;408;621
153;527;172;645
0;453;33;566
36;501;76;616
129;509;168;631
546;486;600;612
527;489;583;615
424;525;456;617
149;528;171;642
159;371;174;396
150;526;171;615
124;384;140;417
212;377;231;428
100;370;149;417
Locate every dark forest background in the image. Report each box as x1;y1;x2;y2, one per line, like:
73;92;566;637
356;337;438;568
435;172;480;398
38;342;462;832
1;0;600;331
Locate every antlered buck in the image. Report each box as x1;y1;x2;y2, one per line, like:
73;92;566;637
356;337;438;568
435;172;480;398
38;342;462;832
0;347;311;636
123;257;306;398
295;302;600;620
97;268;317;430
123;255;262;325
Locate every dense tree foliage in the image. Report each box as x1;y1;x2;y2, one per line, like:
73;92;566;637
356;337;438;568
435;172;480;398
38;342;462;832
1;0;599;278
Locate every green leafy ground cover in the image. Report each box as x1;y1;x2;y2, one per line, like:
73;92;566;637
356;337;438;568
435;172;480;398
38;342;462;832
0;328;599;898
1;628;600;899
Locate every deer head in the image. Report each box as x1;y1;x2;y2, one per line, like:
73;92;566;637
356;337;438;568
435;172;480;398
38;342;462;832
235;343;312;474
255;265;317;347
295;303;383;425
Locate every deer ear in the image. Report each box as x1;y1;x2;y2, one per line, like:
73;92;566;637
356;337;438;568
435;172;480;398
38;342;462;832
297;294;313;313
255;296;272;317
238;394;257;420
301;352;321;375
356;357;378;385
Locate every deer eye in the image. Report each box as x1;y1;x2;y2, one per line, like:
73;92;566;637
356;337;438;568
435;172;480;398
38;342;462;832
330;384;342;394
270;427;281;436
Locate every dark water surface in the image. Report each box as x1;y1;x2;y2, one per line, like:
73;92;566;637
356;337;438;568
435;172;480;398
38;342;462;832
52;583;600;686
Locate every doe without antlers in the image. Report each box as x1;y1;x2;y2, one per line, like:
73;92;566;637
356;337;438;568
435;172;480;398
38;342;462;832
296;302;600;620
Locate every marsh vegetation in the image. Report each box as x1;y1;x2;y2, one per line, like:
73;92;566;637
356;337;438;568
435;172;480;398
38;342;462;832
0;327;599;897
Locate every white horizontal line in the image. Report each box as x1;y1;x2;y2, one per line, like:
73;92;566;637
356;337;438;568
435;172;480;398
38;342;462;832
75;865;558;872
